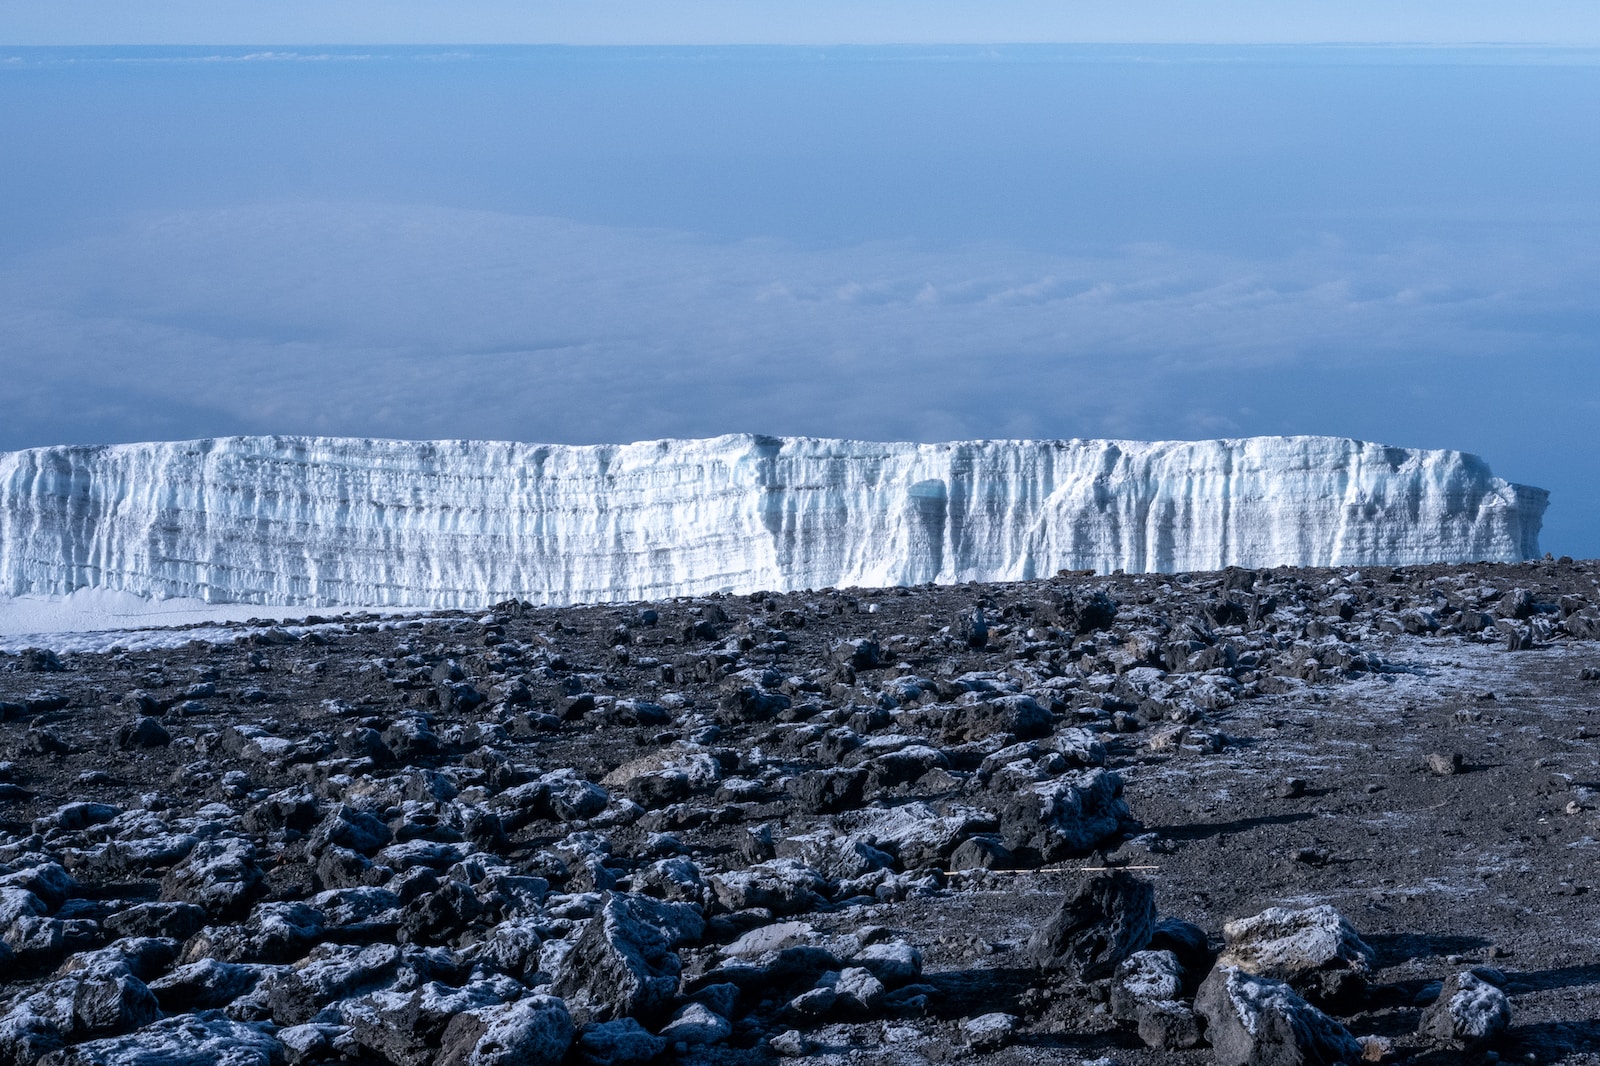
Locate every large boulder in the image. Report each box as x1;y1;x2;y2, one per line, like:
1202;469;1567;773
1109;949;1185;1022
941;694;1053;742
0;864;77;911
1418;971;1511;1050
0;1008;64;1065
35;1014;282;1066
263;943;402;1026
104;902;207;941
1195;965;1362;1066
539;770;610;822
1029;872;1156;980
308;805;392;856
437;996;574;1066
659;1002;732;1047
149;960;268;1012
709;860;829;916
552;894;689;1026
0;888;48;933
67;971;161;1037
1217;905;1373;1005
1134;998;1204;1050
160;839;266;920
345;980;515;1066
844;802;997;870
998;769;1132;861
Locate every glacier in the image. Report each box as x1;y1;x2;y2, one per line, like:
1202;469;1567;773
0;434;1548;611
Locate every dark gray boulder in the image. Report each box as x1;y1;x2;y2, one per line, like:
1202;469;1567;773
574;1017;665;1065
1135;999;1204;1050
1195;964;1362;1066
263;942;402;1026
1029;872;1156;980
552;893;688;1026
999;768;1133;862
34;1014;282;1066
160;838;266;920
149;959;268;1012
437;995;574;1066
1418;971;1511;1050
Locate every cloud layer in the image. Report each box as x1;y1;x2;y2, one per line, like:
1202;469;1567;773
2;199;1597;550
2;47;1598;554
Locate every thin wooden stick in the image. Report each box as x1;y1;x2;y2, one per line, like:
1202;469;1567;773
941;864;1161;876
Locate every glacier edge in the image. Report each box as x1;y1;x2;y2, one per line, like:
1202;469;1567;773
0;434;1548;610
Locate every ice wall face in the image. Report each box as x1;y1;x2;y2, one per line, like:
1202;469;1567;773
0;435;1548;609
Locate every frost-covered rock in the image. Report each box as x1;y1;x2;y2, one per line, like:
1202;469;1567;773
659;1002;732;1046
1418;971;1511;1050
1218;905;1374;984
709;860;829;916
437;995;574;1066
35;1013;282;1066
551;894;689;1026
343;980;515;1066
1109;950;1186;1022
0;434;1546;608
961;1012;1017;1051
159;839;265;920
149;959;267;1012
999;768;1133;861
262;942;402;1026
1195;965;1362;1066
573;1017;664;1065
0;887;47;929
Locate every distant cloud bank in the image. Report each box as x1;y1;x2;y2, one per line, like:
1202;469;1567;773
3;201;1594;452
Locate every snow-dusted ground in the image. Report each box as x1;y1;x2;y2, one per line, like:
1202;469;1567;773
0;588;431;654
0;434;1549;612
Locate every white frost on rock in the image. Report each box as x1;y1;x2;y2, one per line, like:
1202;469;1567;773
0;434;1547;610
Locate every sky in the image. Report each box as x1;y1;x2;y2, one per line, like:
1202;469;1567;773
1;25;1598;556
5;2;1600;46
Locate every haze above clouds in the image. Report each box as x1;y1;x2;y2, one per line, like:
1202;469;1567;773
6;1;1600;46
1;42;1597;553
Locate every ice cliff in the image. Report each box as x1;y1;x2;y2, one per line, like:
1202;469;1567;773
0;435;1548;609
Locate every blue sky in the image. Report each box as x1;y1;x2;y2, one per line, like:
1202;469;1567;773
5;2;1600;46
1;35;1598;555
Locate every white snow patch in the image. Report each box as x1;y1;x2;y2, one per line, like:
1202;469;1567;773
0;587;428;654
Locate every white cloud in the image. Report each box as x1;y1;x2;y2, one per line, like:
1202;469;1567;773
3;198;1599;551
0;199;1594;451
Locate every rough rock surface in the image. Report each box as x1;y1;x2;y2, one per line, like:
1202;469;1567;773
1217;905;1375;983
1418;970;1513;1050
1029;872;1157;980
0;559;1598;1064
1195;965;1363;1066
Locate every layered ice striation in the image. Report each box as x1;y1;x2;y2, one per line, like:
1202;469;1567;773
0;434;1548;609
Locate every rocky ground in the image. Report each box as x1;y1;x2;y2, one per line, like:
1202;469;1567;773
2;560;1600;1066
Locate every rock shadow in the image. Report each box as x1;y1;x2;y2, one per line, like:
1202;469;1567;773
920;965;1037;1019
1501;1018;1600;1060
1156;811;1315;842
1504;963;1600;994
1364;932;1492;966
